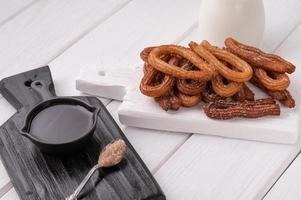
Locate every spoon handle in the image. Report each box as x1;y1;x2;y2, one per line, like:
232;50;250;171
66;164;100;200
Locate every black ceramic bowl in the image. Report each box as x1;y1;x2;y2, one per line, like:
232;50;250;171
21;80;100;155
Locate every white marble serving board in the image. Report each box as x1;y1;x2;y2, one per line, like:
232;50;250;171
77;63;300;144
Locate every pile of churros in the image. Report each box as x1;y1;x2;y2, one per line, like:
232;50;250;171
139;38;296;120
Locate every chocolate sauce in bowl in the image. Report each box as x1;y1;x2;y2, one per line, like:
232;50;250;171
29;104;93;144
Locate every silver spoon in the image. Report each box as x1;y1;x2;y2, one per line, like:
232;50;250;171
66;139;126;200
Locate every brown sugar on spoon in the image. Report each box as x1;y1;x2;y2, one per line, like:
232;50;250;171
66;139;126;200
98;139;127;167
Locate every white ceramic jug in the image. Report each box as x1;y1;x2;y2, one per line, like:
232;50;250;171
198;0;265;47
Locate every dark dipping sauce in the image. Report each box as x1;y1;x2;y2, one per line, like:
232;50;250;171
29;104;93;144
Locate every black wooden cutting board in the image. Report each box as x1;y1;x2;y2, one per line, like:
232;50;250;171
0;66;165;200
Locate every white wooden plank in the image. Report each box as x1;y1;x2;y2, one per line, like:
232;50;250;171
155;135;300;200
1;188;19;200
0;0;36;26
261;0;301;51
0;165;12;198
106;101;190;173
154;0;301;198
0;97;16;198
264;155;301;200
0;0;130;79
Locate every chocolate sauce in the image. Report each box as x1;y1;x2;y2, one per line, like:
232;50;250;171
29;104;93;143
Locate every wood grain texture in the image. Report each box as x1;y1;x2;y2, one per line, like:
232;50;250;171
106;101;190;173
0;0;36;26
0;0;130;79
1;188;18;200
0;67;165;200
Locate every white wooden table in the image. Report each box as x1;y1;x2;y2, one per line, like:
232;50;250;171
0;0;300;199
